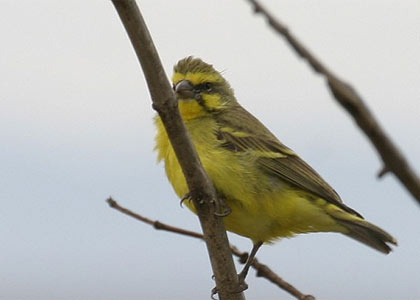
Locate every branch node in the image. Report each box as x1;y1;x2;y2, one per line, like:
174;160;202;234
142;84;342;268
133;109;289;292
377;166;390;178
239;252;249;264
151;102;159;112
154;221;163;230
251;4;260;13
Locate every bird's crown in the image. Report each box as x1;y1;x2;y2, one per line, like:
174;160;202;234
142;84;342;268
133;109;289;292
174;56;218;76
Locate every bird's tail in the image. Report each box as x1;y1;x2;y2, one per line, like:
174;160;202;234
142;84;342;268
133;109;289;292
336;217;397;254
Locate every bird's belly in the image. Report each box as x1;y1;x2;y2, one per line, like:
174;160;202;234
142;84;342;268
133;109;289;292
219;189;342;243
171;150;341;243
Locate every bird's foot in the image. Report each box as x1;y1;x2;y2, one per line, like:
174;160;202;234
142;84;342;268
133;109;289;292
182;192;231;217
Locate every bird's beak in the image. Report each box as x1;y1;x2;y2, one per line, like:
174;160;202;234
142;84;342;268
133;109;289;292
174;80;195;99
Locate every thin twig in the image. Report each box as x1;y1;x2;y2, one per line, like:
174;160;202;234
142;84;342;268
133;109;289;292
107;198;315;300
107;197;203;239
111;1;244;299
246;0;420;205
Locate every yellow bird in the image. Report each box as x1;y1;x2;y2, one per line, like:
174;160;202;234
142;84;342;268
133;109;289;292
154;56;397;283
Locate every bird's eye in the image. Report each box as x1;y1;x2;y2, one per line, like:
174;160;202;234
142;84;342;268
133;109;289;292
205;82;212;91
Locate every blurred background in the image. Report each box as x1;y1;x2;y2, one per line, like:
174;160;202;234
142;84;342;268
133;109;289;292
1;1;419;299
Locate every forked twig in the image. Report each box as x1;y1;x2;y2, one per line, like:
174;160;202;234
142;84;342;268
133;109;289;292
107;198;315;300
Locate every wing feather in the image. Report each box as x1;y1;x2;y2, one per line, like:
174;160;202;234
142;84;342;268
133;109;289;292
215;105;362;218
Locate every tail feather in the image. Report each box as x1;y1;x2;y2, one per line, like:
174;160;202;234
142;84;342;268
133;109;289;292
338;218;397;254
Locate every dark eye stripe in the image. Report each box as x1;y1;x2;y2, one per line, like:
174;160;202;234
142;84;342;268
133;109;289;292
195;83;209;90
194;82;220;94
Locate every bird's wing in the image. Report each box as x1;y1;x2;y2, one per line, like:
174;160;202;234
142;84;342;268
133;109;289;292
216;105;362;217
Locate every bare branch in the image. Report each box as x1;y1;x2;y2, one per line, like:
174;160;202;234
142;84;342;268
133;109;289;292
110;1;244;298
107;197;203;239
107;198;315;300
246;0;420;205
231;246;315;300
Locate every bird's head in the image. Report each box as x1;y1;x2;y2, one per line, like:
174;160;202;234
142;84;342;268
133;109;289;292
172;57;235;120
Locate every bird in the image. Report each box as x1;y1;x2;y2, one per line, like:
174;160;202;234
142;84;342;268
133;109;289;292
154;56;397;287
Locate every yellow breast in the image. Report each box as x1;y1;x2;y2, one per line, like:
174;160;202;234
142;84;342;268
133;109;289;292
154;115;253;201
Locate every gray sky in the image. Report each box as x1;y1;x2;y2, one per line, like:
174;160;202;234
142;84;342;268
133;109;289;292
1;1;419;299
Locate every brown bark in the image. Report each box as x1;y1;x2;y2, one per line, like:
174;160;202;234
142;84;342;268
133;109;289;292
110;1;245;299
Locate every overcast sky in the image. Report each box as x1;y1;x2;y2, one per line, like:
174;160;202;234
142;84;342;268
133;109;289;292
1;1;419;299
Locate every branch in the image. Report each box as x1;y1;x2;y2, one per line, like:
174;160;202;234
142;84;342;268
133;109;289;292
107;198;315;300
110;1;244;299
246;0;420;205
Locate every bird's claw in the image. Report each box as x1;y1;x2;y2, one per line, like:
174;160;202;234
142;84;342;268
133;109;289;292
181;192;231;217
180;193;191;207
210;277;248;300
212;196;232;217
211;287;219;300
236;273;249;292
214;206;232;217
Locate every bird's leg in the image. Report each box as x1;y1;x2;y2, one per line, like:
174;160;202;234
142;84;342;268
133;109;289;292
237;242;263;289
211;242;263;296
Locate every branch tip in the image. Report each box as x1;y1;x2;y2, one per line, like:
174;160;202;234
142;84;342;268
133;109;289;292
106;197;117;207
